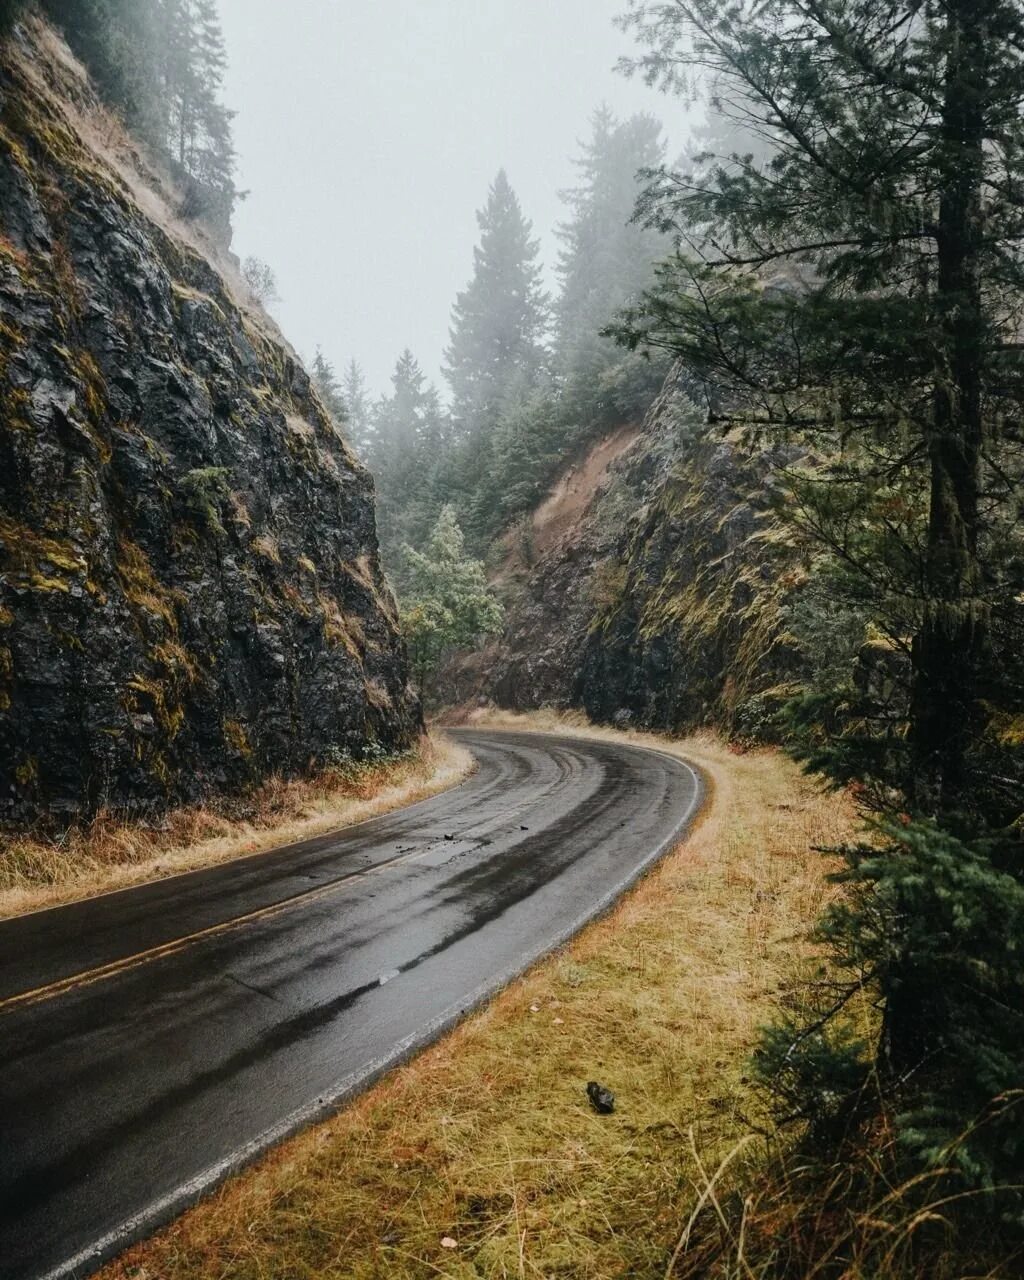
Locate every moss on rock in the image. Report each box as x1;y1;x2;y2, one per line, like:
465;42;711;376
0;22;418;827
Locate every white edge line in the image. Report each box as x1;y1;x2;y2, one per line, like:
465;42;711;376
35;741;705;1280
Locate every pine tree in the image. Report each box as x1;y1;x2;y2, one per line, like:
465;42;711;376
490;386;563;524
158;0;196;167
552;109;673;433
555;108;668;405
341;360;372;458
190;0;234;192
444;170;548;437
372;351;443;458
310;348;346;424
400;507;504;700
616;0;1024;826
31;2;235;231
371;351;450;574
157;0;236;228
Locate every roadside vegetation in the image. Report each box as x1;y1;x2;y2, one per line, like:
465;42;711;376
399;507;504;701
605;0;1024;1268
0;734;472;919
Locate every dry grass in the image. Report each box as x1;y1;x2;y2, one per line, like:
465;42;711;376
673;1117;1024;1280
106;710;858;1280
0;733;473;920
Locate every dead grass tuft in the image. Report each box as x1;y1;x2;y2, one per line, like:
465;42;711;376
0;733;473;919
662;1106;1024;1279
105;710;858;1280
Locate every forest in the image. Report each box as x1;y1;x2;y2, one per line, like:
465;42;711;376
310;115;672;572
303;110;676;691
0;1;1022;1277
613;1;1024;1268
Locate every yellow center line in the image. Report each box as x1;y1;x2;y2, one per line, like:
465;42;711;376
0;840;451;1016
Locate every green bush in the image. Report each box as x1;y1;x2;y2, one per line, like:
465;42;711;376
179;466;230;537
758;819;1024;1218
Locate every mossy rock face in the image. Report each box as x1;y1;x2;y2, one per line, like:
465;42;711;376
0;26;419;826
440;371;807;738
574;423;805;736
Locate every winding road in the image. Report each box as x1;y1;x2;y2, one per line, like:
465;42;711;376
0;729;702;1280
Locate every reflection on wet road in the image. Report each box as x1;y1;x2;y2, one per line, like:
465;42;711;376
0;729;702;1280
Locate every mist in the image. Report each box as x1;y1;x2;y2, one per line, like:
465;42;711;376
217;0;690;396
3;8;1022;1276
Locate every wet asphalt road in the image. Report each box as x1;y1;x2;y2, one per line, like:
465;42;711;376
0;729;702;1280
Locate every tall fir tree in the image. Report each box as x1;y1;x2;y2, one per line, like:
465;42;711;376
371;351;450;575
28;1;235;232
310;348;346;424
444;170;548;437
399;506;504;700
156;0;236;228
555;109;668;395
617;0;1024;826
341;359;372;458
489;383;563;524
551;109;674;432
33;0;237;232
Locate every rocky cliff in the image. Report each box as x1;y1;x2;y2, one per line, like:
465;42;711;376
449;371;808;738
0;21;419;825
577;397;807;736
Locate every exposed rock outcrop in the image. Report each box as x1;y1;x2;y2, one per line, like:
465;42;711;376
577;410;807;735
448;372;808;737
0;22;418;825
452;423;645;712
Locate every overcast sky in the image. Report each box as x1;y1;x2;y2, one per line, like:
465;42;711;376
216;0;694;398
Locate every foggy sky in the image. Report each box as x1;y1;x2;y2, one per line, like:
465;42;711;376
216;0;691;398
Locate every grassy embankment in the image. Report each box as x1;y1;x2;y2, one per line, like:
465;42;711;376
0;733;473;919
105;709;874;1280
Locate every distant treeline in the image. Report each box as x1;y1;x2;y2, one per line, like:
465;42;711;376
2;0;236;235
312;108;672;582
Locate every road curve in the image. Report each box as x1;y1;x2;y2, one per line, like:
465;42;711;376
0;729;702;1280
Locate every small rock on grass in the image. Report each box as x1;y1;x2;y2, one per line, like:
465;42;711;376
587;1081;615;1114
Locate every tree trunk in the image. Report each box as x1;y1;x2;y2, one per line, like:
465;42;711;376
888;0;991;1075
908;0;989;821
